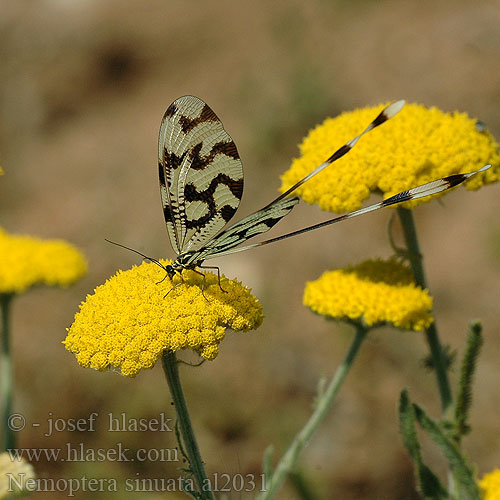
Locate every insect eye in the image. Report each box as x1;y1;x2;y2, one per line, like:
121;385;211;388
166;265;174;276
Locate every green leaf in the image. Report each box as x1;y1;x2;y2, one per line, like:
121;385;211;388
422;344;456;372
454;321;483;440
175;419;191;467
262;444;275;484
399;389;449;500
414;404;480;500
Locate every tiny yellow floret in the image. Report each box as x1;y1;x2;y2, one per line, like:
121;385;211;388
0;227;87;294
480;469;500;500
0;452;36;499
64;261;264;377
304;258;433;331
281;103;499;212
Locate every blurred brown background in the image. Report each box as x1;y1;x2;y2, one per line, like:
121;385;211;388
1;0;499;499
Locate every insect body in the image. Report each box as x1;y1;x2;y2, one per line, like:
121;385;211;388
156;96;489;284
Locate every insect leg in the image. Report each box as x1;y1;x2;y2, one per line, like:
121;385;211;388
190;268;211;301
164;281;183;298
156;271;170;285
198;265;227;293
163;270;185;298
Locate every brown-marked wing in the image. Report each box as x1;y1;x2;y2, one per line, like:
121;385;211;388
158;96;243;254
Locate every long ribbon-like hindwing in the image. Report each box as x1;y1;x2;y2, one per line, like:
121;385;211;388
212;164;491;257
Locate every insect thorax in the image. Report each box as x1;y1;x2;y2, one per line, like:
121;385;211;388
173;251;203;271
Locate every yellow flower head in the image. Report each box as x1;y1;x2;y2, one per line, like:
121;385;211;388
0;167;3;176
0;228;87;295
304;258;433;331
480;469;500;500
0;453;36;499
64;261;263;377
281;103;499;212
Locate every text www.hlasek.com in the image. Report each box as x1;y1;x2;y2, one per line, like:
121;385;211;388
8;443;178;463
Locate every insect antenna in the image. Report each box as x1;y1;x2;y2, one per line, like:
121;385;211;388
104;239;168;272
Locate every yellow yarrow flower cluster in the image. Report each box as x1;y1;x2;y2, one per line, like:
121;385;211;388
64;261;263;377
0;453;36;499
281;103;499;212
480;469;500;500
0;227;87;294
304;258;433;331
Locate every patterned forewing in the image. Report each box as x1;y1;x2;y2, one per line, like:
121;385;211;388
158;96;243;254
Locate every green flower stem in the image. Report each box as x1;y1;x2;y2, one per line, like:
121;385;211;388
257;324;368;500
1;294;15;451
397;207;453;414
162;351;215;500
